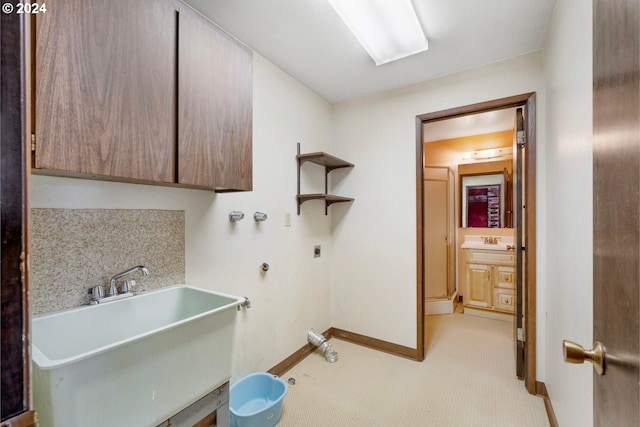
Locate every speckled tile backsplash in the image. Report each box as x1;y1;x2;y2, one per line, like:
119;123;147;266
30;209;185;314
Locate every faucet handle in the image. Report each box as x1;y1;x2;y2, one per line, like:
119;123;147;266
88;285;104;303
121;280;135;294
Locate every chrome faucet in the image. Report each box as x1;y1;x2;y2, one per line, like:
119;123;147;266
107;265;149;297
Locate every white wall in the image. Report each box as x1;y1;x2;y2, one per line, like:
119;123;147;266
543;0;593;424
29;54;336;381
330;52;546;356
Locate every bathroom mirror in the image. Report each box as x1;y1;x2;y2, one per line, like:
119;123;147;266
461;173;507;228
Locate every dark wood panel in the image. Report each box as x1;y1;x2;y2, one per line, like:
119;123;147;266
178;5;252;191
593;0;640;425
1;10;29;422
35;0;177;183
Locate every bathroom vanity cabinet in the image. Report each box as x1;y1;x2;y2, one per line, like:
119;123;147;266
33;0;252;192
464;249;515;314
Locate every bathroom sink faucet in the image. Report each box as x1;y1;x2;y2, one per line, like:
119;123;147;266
107;265;149;297
483;236;500;245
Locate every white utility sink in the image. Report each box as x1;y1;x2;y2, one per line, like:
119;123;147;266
32;285;244;427
461;235;516;251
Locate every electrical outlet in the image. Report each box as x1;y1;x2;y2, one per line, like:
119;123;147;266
284;212;291;227
314;245;321;258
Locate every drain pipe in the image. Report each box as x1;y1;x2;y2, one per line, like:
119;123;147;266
308;329;338;363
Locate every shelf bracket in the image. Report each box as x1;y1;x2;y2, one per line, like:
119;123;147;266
296;143;354;216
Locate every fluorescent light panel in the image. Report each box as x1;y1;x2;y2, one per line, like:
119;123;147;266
328;0;428;66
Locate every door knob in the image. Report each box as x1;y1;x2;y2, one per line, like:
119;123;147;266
562;340;605;375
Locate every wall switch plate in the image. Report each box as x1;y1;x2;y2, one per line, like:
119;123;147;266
314;245;321;258
284;212;291;227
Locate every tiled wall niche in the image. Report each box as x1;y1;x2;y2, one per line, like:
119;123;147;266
30;209;185;314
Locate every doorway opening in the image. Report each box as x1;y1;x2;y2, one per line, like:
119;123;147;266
422;108;517;317
415;93;537;394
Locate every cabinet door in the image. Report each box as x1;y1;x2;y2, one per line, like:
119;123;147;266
35;0;177;182
178;5;253;191
466;263;491;307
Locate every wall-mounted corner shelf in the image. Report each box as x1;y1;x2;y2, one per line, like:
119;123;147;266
296;143;354;215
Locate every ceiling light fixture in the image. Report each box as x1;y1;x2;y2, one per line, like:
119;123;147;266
328;0;428;66
461;147;514;161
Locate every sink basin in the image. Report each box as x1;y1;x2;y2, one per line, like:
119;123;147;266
32;285;244;427
461;235;516;251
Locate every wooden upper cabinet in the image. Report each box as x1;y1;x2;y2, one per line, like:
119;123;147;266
35;0;177;183
34;0;253;191
178;5;253;191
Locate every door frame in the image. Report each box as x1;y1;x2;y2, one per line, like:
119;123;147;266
1;10;34;423
415;92;537;394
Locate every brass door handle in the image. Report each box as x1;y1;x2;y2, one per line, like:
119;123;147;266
562;340;605;375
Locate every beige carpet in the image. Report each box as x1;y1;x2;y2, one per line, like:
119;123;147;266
278;312;549;426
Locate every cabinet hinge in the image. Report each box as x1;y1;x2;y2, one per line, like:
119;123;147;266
31;134;36;152
516;130;526;147
517;327;526;342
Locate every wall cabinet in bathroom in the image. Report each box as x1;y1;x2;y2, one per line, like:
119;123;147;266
177;4;253;191
296;143;354;215
34;0;178;183
464;249;515;314
33;0;252;192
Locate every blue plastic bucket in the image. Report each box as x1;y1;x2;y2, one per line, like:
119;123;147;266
230;372;288;427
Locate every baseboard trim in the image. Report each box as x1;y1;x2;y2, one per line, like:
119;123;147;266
329;328;419;360
268;327;419;377
267;327;333;377
536;381;559;427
